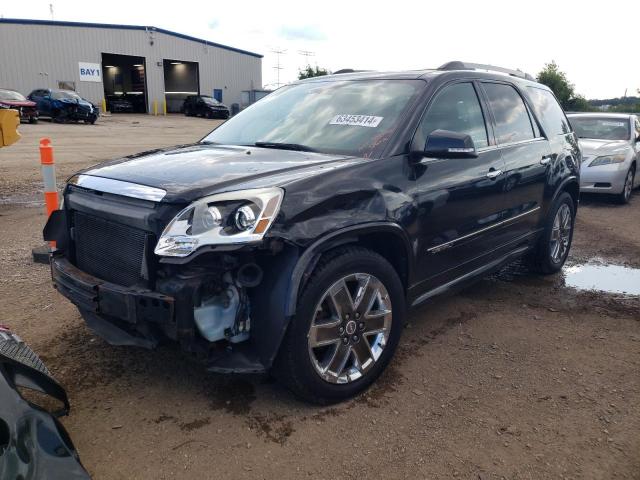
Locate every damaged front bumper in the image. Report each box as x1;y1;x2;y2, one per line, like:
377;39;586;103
51;255;174;349
50;245;299;374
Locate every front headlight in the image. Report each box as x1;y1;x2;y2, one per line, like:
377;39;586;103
154;187;284;257
589;154;626;167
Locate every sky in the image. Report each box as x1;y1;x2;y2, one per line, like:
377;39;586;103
1;0;637;99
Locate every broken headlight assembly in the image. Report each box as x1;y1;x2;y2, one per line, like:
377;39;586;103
154;187;284;257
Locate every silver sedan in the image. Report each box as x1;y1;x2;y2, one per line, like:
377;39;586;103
568;113;640;204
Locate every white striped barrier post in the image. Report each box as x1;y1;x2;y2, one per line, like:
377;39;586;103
32;138;59;263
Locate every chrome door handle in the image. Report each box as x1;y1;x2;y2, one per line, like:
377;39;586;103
540;156;552;165
486;169;503;179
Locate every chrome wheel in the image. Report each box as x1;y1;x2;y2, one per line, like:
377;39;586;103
307;273;392;384
623;170;633;201
549;203;572;264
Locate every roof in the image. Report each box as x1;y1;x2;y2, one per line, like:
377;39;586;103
297;67;542;87
0;18;263;58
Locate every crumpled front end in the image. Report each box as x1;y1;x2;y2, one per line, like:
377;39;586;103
54;100;98;122
45;182;299;373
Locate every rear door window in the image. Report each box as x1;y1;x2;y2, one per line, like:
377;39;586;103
526;87;571;136
419;82;489;149
482;83;535;144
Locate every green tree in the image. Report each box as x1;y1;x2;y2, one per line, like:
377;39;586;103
566;95;592;112
298;65;329;80
536;61;593;111
536;61;575;109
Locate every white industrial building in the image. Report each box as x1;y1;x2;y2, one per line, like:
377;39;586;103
0;18;263;113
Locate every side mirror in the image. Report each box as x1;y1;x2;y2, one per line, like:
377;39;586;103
414;129;478;160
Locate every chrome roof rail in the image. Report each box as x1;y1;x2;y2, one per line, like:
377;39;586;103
438;61;535;81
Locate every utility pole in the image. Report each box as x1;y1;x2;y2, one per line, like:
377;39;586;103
49;3;54;20
298;50;315;66
271;48;287;88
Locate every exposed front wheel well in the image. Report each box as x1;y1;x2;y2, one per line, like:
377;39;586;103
562;180;580;211
355;232;409;291
304;231;410;293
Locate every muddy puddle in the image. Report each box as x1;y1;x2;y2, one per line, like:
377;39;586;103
563;261;640;296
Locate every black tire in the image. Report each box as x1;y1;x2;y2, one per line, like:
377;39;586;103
526;192;575;275
616;166;635;204
275;246;406;404
184;108;192;117
29;117;38;124
51;109;64;123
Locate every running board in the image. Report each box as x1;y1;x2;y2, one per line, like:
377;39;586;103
411;246;529;307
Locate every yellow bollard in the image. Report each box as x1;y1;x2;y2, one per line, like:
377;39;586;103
163;100;167;116
153;100;158;116
0;109;21;147
101;98;107;114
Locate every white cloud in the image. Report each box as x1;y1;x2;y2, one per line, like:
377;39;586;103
278;25;326;42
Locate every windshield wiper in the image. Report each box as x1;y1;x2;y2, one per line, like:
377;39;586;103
253;141;316;152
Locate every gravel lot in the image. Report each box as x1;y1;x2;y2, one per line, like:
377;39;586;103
0;115;638;480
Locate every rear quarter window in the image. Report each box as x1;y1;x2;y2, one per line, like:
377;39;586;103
526;87;571;136
482;82;535;145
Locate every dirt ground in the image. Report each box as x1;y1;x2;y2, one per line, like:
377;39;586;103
0;115;638;480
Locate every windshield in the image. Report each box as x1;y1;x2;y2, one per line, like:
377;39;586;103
202;97;220;105
202;79;424;157
51;90;82;100
570;117;630;141
0;90;27;101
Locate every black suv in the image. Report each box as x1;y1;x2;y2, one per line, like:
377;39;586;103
45;62;580;403
183;95;230;119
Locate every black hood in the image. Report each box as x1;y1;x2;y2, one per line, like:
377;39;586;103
78;143;364;203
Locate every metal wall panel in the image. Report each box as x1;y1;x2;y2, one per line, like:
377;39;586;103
0;22;262;112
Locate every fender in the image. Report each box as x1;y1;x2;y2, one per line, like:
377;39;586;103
251;221;413;369
284;221;414;317
550;174;580;211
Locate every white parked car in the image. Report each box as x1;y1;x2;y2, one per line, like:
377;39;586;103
568;113;640;203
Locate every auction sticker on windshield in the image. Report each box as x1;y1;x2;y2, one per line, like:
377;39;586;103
330;114;383;128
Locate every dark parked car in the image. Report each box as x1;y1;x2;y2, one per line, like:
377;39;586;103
107;95;134;113
0;88;38;123
183;95;230;119
28;88;98;124
45;62;580;403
